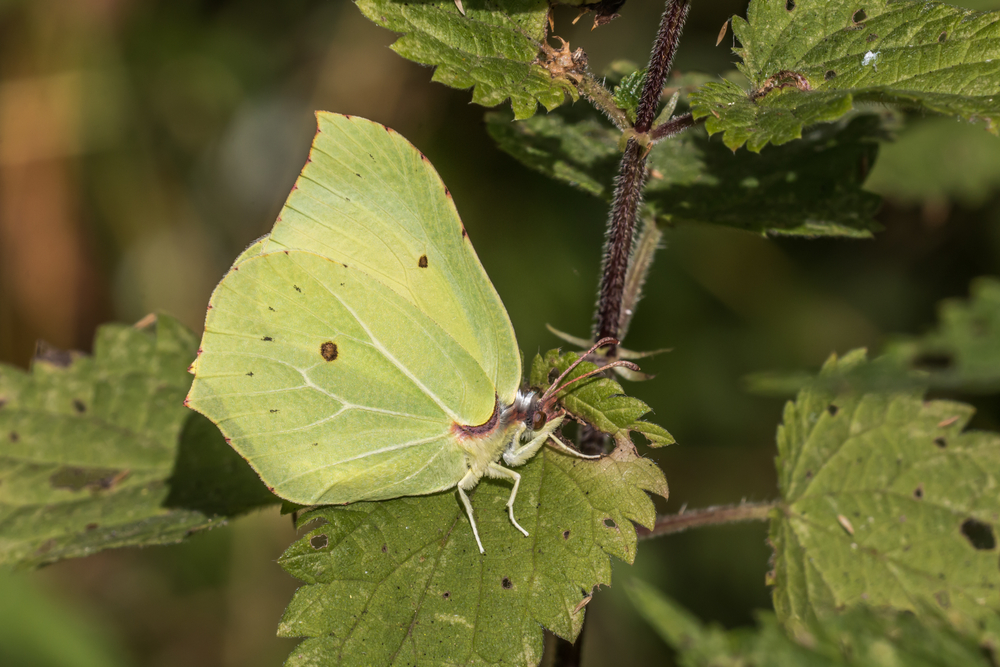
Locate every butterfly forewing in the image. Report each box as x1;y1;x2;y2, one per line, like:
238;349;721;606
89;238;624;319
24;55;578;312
261;113;521;404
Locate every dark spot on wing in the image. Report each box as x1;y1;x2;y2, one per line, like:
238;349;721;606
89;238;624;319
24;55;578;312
262;336;273;342
73;399;86;413
246;372;254;377
321;342;339;361
9;431;19;442
418;255;428;268
270;409;279;413
355;173;361;177
934;437;947;448
85;523;99;531
268;306;275;311
311;442;318;447
445;188;451;198
501;577;512;589
310;534;329;549
294;285;302;293
914;484;924;500
461;227;467;238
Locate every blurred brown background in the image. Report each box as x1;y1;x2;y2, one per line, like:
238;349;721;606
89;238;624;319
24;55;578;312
2;1;1000;665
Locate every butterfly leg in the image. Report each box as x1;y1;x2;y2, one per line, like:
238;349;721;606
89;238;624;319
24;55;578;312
485;463;529;538
503;416;563;466
547;430;603;460
457;470;486;554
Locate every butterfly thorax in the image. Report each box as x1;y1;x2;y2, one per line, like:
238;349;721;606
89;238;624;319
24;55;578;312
452;389;543;478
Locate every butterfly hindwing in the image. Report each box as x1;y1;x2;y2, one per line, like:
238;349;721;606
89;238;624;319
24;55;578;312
187;250;494;504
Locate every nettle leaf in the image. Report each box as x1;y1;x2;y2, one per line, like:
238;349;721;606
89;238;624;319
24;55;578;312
612;68;646;123
278;444;667;666
884;276;1000;391
486;104;882;237
0;317;275;570
770;349;1000;640
691;0;1000;151
355;0;576;119
529;349;673;446
627;579;992;667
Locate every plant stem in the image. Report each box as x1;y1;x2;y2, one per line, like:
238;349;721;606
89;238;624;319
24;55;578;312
637;501;779;539
577;73;631;131
593;0;690;349
649;111;700;143
617;216;661;340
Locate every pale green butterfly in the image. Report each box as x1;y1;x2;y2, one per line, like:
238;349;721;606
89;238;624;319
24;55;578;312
185;112;629;553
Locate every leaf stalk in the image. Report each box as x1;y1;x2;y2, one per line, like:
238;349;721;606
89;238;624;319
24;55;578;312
637;501;779;539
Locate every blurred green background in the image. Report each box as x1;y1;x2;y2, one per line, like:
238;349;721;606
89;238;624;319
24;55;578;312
2;1;1000;665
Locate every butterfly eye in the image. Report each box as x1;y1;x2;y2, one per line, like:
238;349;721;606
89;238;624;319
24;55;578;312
532;412;547;430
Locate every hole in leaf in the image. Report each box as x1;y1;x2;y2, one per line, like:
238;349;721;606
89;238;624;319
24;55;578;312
785;0;795;10
914;485;924;500
501;577;513;589
310;534;329;550
912;352;953;371
381;544;387;553
604;518;617;528
866;33;878;42
320;342;338;361
827;404;839;416
938;31;947;42
418;255;429;268
563;530;571;539
961;518;996;550
853;8;867;22
72;399;86;413
442;591;450;599
934;437;947;448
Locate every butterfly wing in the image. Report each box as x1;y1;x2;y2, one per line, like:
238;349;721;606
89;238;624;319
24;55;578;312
186;250;497;504
259;113;521;405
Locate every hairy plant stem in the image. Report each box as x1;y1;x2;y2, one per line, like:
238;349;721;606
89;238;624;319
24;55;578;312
577;73;631;130
637;501;779;539
649;111;700;143
618;216;661;340
593;0;690;350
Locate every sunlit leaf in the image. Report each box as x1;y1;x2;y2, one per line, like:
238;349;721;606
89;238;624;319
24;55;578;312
278;443;667;666
691;0;1000;151
0;316;275;570
771;349;1000;640
354;0;576;119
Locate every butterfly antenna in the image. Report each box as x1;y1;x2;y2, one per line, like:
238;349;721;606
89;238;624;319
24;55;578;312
540;338;640;405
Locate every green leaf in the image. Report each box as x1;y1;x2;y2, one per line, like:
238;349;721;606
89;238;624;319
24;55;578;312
612;68;646;123
0;316;275;570
770;349;1000;640
883;276;1000;391
354;0;576;119
486;105;883;238
691;0;1000;151
627;579;993;667
278;443;667;666
529;350;672;444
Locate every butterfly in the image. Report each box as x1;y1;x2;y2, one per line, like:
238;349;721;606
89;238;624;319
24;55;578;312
185;113;632;553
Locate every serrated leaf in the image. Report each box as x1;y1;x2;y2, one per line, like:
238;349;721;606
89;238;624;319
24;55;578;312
529;350;672;444
486;105;883;237
278;443;667;666
612;68;646;123
354;0;576;119
771;349;1000;640
691;0;1000;151
627;579;993;667
0;316;275;570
